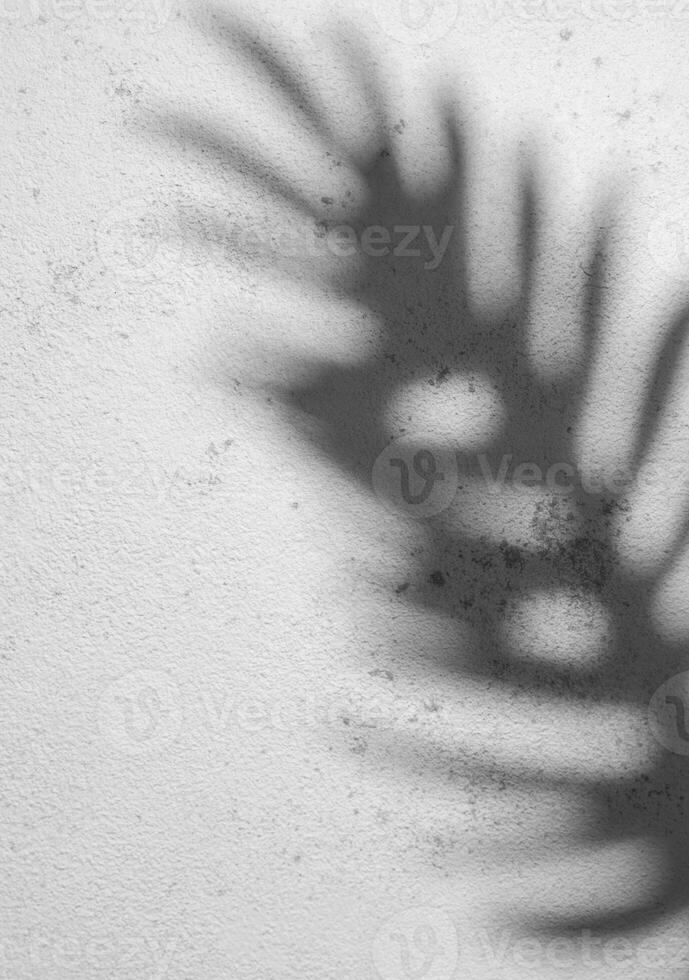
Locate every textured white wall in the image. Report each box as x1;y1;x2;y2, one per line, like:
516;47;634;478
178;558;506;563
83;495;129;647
4;1;689;978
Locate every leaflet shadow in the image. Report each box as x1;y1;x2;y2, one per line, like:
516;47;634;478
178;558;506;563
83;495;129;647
151;4;689;952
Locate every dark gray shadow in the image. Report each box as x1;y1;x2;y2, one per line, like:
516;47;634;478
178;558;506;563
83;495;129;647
150;4;689;952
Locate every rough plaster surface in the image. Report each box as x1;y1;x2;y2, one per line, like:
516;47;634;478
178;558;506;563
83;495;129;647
4;1;689;978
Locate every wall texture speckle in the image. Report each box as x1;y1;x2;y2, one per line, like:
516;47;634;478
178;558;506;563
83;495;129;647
4;1;689;977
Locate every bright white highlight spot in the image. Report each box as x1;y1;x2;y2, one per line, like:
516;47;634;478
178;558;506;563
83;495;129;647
502;589;612;669
385;373;505;449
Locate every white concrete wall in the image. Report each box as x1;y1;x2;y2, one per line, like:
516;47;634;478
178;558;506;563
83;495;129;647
4;1;689;978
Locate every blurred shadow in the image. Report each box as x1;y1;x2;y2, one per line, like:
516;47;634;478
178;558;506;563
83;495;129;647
152;4;689;959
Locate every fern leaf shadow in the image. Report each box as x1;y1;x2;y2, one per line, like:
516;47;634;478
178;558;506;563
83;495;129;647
152;4;689;953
